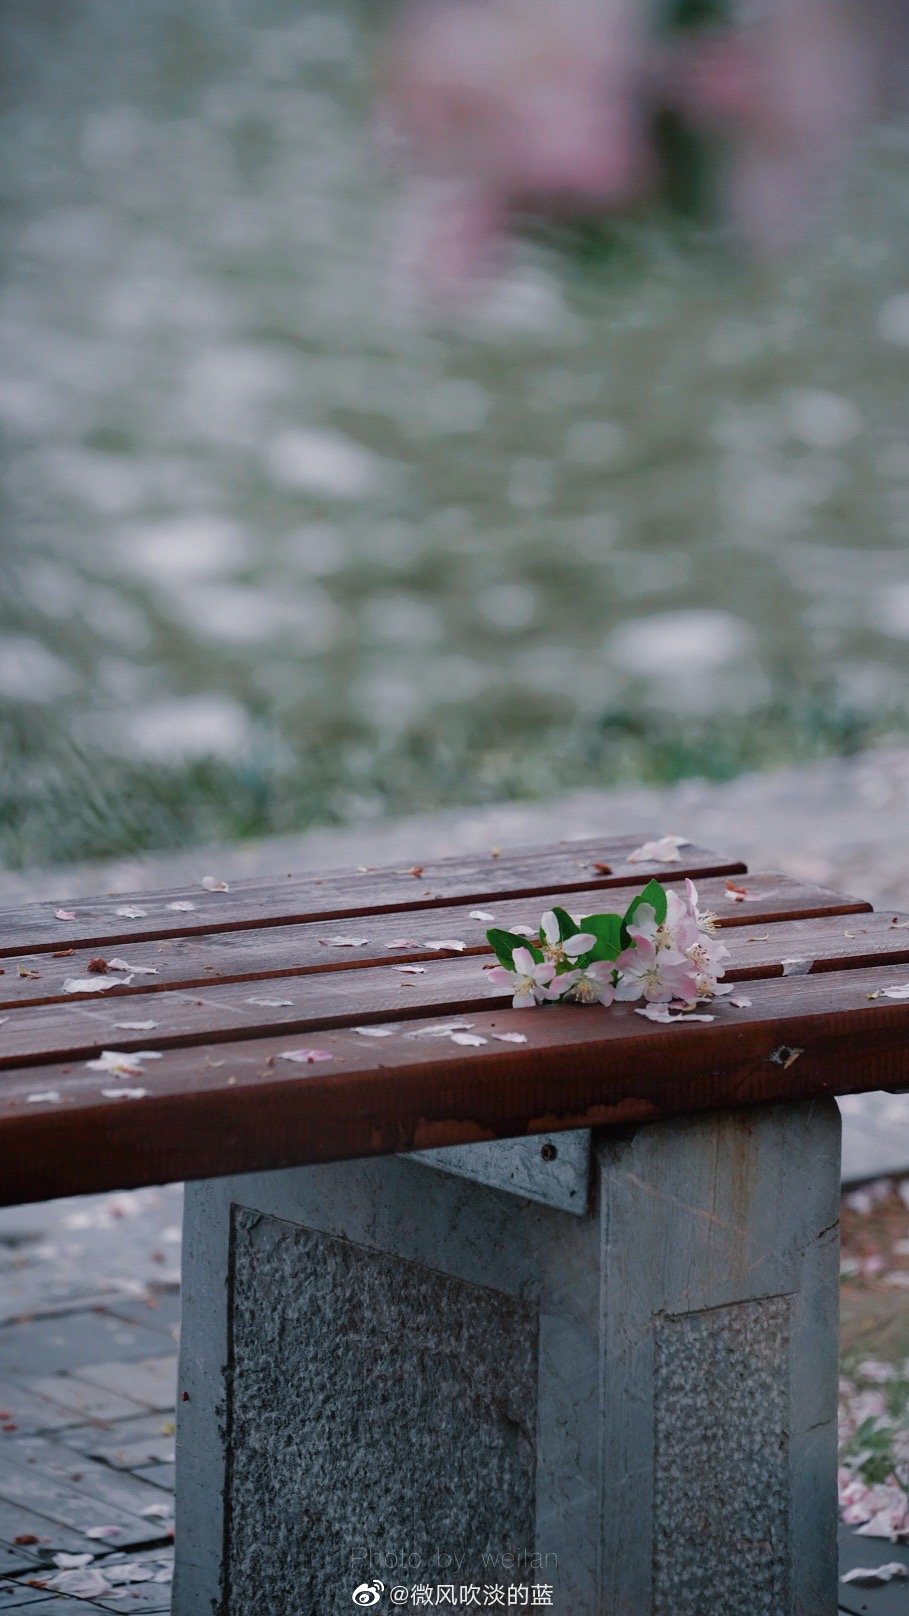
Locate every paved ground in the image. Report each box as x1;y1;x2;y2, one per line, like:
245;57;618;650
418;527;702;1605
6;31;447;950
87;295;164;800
0;1187;179;1611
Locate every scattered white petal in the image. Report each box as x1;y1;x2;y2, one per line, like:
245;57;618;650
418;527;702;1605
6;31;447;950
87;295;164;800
53;1553;93;1569
246;997;293;1007
841;1564;909;1586
167;899;196;912
424;939;467;952
469;910;496;922
278;1047;333;1063
115;905;147;919
635;1006;715;1024
201;876;229;891
0;1017;7;1027
43;1567;114;1598
86;1524;124;1540
385;937;421;948
728;995;753;1008
64;976;129;994
108;958;157;975
882;1271;909;1288
407;1020;475;1039
105;1562;157;1585
509;924;537;938
101;1087;149;1100
627;835;689;865
712;983;735;996
491;1031;528;1044
450;1031;487;1046
27;1090;62;1104
55;908;77;921
870;982;909;1001
113;1020;158;1031
87;1049;162;1077
353;1026;397;1038
140;1503;174;1519
321;936;370;948
396;964;426;974
782;958;813;976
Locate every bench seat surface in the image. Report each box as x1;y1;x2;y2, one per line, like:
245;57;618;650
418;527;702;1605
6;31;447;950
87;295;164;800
2;833;908;1205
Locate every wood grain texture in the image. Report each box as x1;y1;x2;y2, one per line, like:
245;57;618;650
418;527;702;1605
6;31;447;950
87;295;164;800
0;909;906;1071
0;838;745;956
0;873;869;1011
3;959;909;1206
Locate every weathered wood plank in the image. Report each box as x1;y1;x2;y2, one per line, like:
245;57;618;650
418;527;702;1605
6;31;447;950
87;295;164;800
3;960;909;1205
0;873;869;1012
0;908;905;1071
0;838;744;956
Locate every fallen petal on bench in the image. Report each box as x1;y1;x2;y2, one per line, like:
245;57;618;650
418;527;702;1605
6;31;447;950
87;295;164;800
321;936;370;947
423;938;468;952
278;1048;334;1063
869;981;909;1000
64;975;131;993
101;1087;149;1100
635;1005;716;1024
627;835;689;864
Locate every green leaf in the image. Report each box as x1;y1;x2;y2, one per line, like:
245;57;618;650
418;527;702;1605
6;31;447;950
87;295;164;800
486;927;542;969
578;912;624;963
621;878;667;947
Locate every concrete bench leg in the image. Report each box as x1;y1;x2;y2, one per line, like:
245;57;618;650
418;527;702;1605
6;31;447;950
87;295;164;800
174;1098;840;1616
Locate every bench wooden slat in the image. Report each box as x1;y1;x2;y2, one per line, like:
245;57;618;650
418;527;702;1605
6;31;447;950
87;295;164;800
1;908;906;1071
0;873;869;1011
3;959;909;1206
0;837;744;956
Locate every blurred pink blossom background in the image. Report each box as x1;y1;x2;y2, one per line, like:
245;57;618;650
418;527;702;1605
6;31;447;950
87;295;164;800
379;0;904;294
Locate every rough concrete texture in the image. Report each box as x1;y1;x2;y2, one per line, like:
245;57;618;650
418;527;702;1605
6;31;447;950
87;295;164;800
226;1208;538;1615
653;1296;791;1616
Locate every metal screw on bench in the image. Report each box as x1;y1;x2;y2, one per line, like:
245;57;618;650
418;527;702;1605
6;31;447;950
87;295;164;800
540;1142;557;1161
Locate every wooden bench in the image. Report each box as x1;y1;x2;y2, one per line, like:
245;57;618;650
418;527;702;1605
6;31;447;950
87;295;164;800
2;832;909;1614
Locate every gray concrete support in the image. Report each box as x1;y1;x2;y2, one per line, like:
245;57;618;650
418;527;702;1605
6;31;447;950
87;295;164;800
174;1098;840;1616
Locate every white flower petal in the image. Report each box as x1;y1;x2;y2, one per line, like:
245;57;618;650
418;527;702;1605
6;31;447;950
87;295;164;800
64;977;128;994
423;939;467;952
115;905;147;919
353;1026;397;1038
108;958;157;975
101;1087;148;1100
167;899;196;912
246;997;293;1007
627;835;689;865
201;876;230;891
469;910;496;922
278;1048;333;1063
321;936;370;948
450;1032;487;1046
113;1020;158;1031
55;909;77;921
27;1090;62;1104
491;1031;528;1044
396;964;426;974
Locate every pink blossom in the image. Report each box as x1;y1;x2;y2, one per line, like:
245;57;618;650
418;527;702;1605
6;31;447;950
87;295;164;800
614;928;700;1005
488;947;561;1009
558;961;617;1006
539;910;596;967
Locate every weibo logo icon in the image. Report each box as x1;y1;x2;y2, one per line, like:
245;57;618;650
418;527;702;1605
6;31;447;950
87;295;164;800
351;1580;384;1607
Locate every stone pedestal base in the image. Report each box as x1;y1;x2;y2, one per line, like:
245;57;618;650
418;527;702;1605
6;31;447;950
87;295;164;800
174;1100;840;1616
